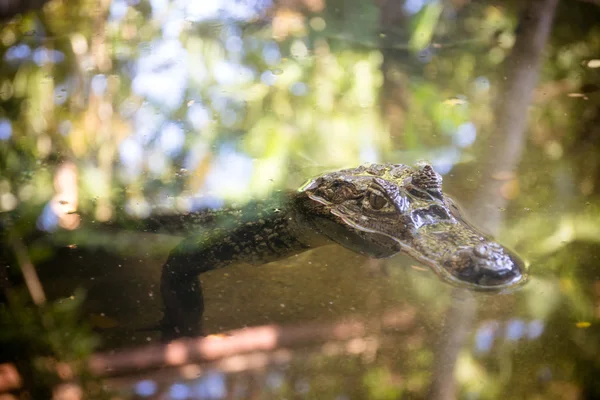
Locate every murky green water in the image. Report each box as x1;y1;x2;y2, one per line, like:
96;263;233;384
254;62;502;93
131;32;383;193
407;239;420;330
1;0;599;398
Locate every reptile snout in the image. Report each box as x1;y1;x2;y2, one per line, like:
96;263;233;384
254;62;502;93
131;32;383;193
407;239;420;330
446;243;524;288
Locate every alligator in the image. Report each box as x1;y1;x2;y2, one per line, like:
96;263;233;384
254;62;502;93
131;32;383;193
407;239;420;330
155;162;525;338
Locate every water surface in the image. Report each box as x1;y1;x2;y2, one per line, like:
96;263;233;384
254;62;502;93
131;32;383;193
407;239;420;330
1;0;599;398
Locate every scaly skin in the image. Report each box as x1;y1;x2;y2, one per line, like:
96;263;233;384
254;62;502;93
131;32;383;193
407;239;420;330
158;162;525;338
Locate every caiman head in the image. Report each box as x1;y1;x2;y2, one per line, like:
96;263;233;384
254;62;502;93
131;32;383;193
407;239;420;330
297;162;525;290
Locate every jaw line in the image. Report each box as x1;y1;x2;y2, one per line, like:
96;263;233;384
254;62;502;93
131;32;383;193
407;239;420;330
306;193;528;291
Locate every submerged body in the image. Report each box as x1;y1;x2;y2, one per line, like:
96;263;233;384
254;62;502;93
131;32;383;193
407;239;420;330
158;162;525;338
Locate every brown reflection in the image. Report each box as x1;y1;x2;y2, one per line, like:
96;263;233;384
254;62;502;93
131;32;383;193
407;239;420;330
0;363;21;392
377;0;409;138
427;290;476;400
89;307;415;376
427;1;560;399
9;236;46;305
471;0;561;234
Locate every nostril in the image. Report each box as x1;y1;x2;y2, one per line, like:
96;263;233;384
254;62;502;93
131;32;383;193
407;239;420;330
474;244;488;258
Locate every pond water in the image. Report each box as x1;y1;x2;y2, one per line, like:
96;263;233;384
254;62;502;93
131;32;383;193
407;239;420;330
1;0;599;398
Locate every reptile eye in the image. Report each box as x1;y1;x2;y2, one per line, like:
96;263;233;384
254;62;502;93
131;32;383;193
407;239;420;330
368;192;388;210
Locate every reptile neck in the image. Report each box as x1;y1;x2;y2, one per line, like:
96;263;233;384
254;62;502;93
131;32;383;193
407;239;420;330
159;191;330;337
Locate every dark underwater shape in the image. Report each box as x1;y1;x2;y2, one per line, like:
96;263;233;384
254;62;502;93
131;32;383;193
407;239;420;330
158;162;526;338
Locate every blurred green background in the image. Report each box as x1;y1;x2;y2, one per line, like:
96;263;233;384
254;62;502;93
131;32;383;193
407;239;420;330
1;0;599;398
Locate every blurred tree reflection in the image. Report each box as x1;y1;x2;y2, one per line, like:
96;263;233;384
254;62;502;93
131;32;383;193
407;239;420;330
1;0;600;398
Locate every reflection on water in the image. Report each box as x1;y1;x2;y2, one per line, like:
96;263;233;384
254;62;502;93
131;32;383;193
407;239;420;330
1;0;600;398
